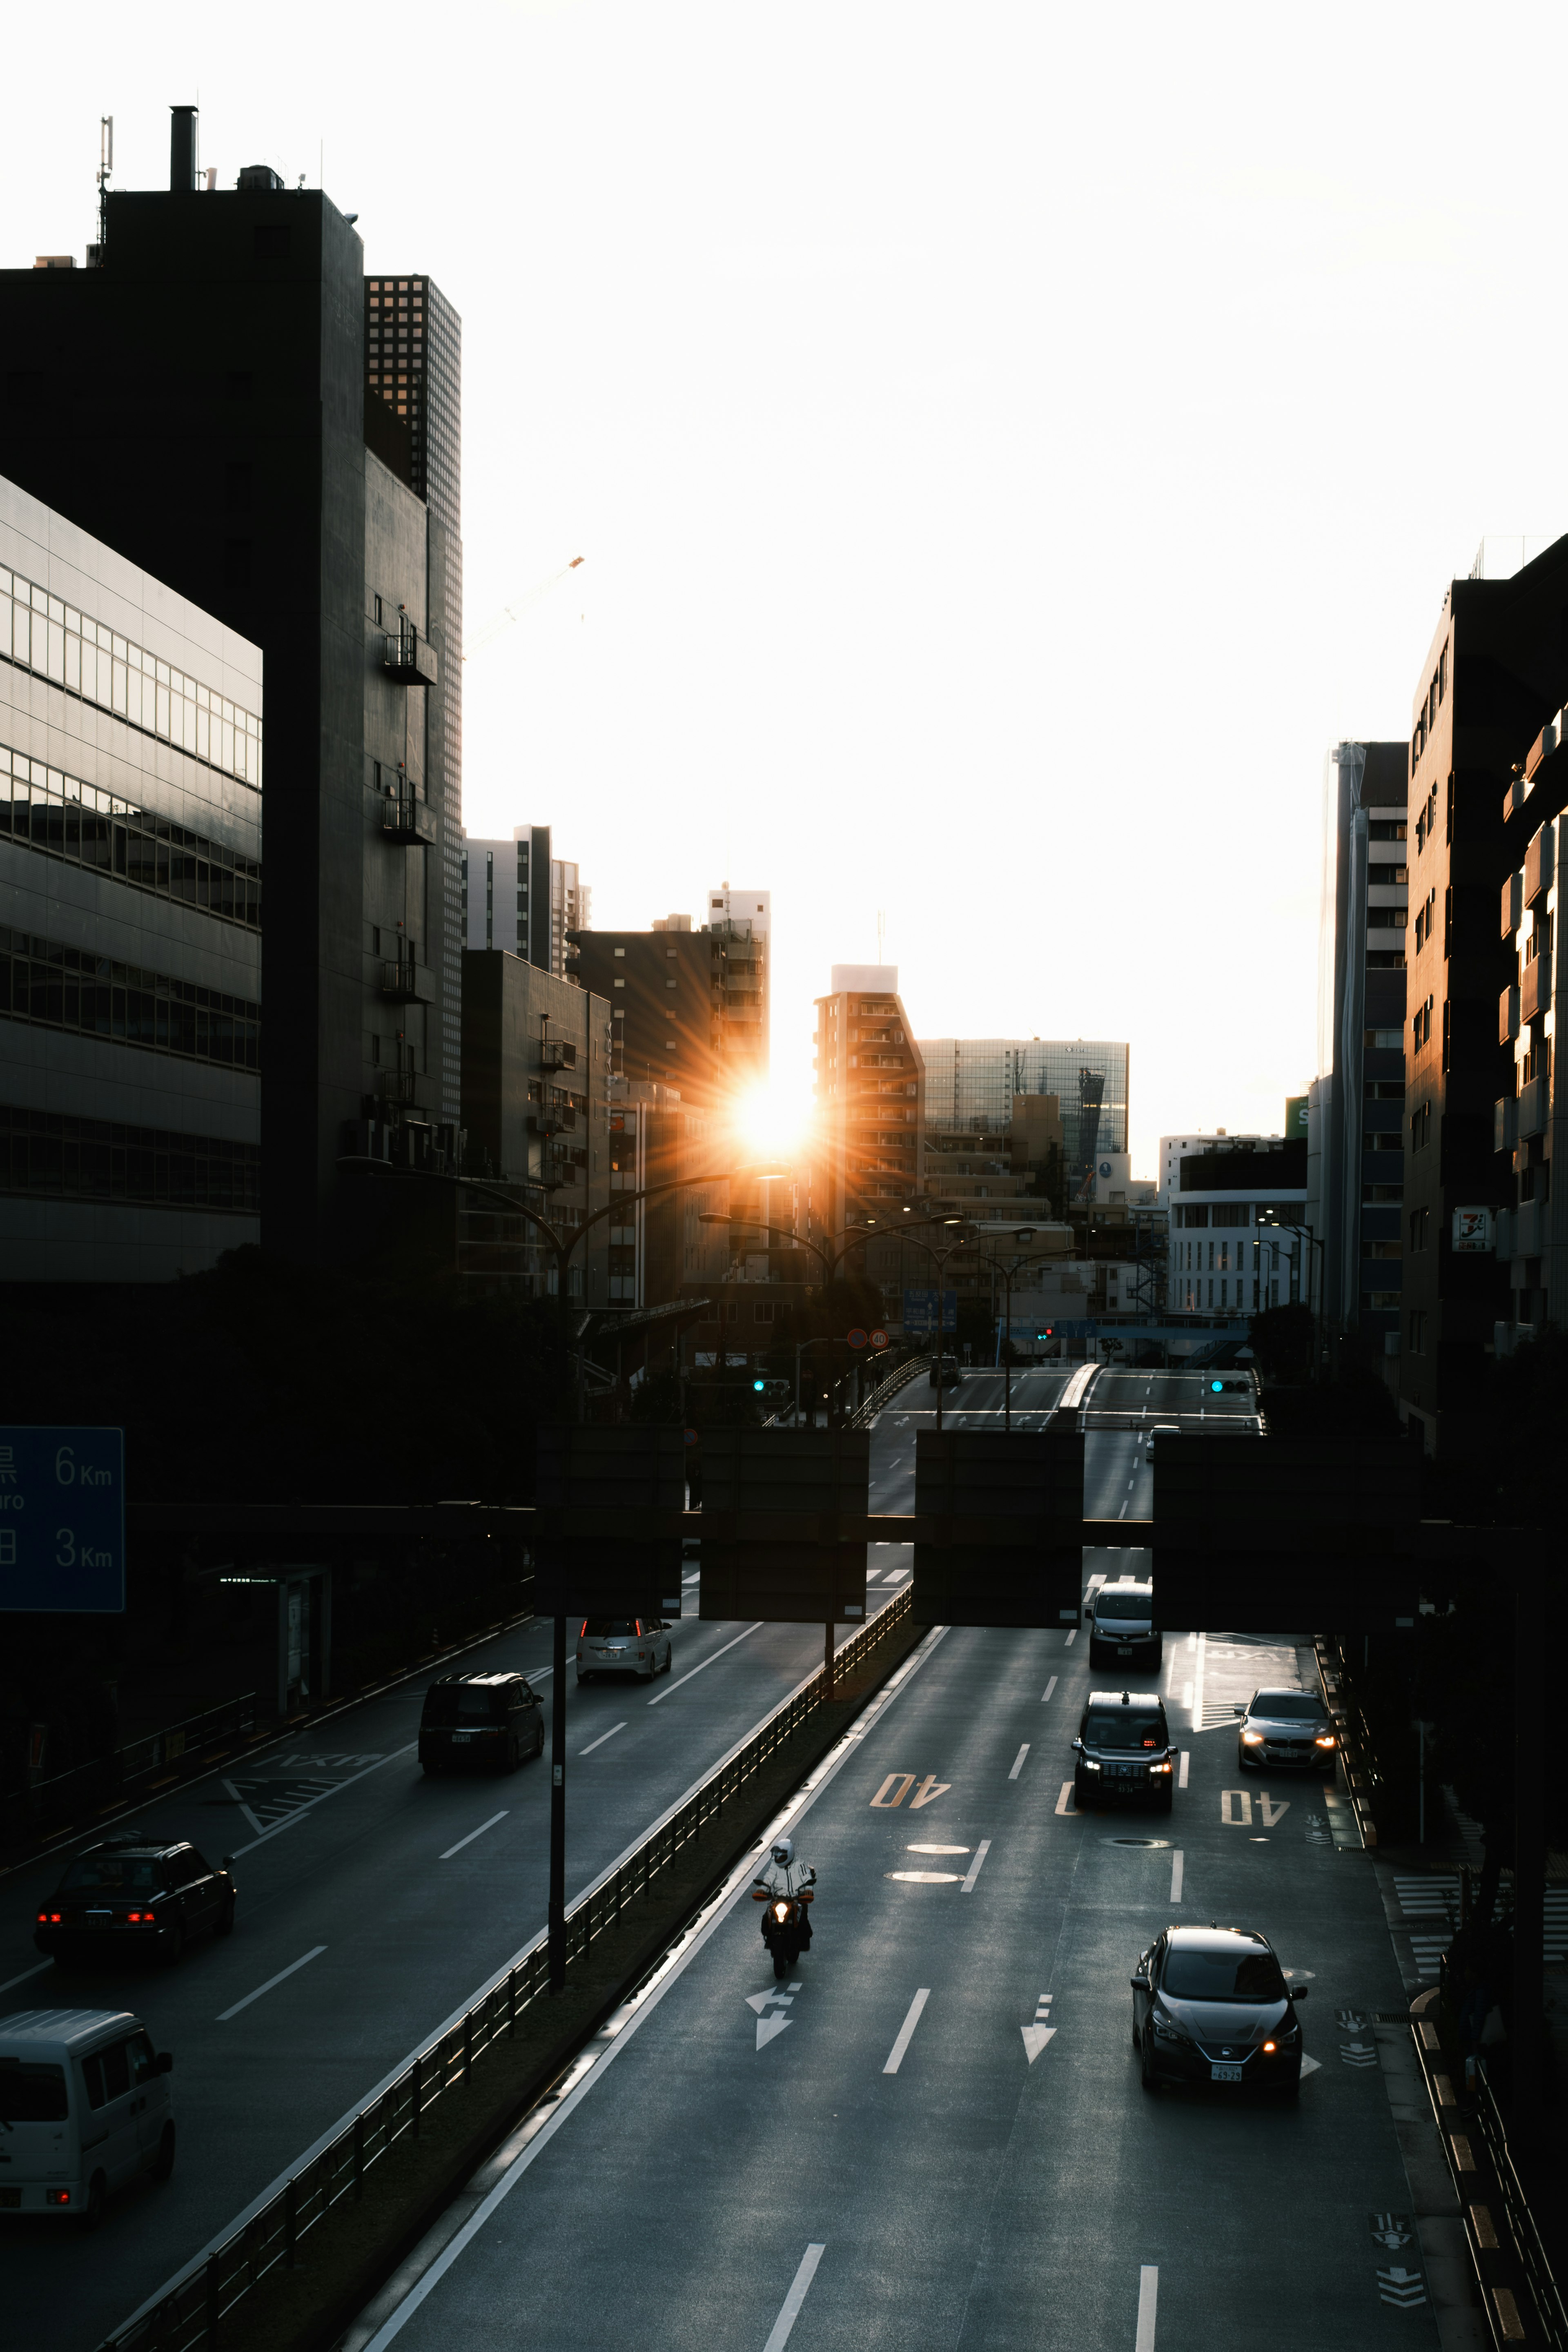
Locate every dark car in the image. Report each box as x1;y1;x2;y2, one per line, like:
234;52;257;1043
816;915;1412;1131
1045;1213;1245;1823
928;1356;964;1389
419;1671;544;1775
1131;1924;1307;2095
34;1838;236;1967
1237;1686;1339;1774
1072;1690;1176;1812
1087;1578;1161;1670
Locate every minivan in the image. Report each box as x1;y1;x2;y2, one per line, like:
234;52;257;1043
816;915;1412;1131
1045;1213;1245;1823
1087;1577;1162;1670
418;1672;544;1775
0;2008;173;2228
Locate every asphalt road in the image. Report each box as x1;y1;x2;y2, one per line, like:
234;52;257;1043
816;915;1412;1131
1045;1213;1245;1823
344;1380;1434;2352
17;1360;1264;2350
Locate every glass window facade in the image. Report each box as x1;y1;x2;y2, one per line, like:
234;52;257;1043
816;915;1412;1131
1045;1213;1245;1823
0;927;260;1070
919;1036;1129;1167
0;566;261;789
0;1104;261;1214
0;744;261;929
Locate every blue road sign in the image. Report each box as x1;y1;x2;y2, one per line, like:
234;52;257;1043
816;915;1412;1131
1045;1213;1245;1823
902;1288;957;1336
0;1427;126;1612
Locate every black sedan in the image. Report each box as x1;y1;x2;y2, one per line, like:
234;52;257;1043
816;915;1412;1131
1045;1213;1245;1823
1131;1925;1306;2096
35;1837;236;1966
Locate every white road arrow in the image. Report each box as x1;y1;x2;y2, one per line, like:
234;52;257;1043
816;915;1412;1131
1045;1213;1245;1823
1020;2025;1057;2065
756;2015;792;2052
1300;2055;1323;2079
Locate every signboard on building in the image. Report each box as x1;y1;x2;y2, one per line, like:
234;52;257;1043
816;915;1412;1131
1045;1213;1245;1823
1285;1094;1309;1140
1452;1206;1494;1254
902;1288;958;1336
0;1427;126;1613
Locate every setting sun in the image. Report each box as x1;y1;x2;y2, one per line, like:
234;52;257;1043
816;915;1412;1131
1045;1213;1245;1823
731;1080;812;1165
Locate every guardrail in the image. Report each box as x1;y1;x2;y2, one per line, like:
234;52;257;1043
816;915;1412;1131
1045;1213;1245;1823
104;1587;914;2352
848;1352;926;1427
1314;1636;1378;1847
3;1692;261;1853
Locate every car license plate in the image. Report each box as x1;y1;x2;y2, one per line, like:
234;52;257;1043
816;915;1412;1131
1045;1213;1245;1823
86;1912;111;1928
452;1732;472;1744
1210;2063;1243;2082
1117;1645;1133;1655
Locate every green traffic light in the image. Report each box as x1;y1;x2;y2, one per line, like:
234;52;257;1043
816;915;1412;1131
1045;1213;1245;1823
753;1379;766;1391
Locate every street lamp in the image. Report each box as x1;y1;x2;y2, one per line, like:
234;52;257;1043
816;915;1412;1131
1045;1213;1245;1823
958;1230;1036;1432
863;1212;969;1433
1256;1212;1326;1369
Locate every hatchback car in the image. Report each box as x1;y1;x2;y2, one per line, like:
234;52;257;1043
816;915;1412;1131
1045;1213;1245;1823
34;1839;236;1967
1131;1924;1306;2095
1072;1690;1176;1812
419;1671;544;1774
1087;1578;1161;1670
575;1618;673;1683
1237;1686;1339;1774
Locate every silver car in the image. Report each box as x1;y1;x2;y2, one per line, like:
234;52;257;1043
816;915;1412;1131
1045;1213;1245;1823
1236;1686;1339;1773
575;1617;673;1683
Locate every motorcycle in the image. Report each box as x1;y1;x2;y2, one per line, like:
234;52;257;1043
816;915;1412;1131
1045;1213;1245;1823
756;1879;815;1980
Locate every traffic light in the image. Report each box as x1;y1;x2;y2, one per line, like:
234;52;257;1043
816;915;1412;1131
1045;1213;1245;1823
753;1378;766;1392
1209;1379;1224;1392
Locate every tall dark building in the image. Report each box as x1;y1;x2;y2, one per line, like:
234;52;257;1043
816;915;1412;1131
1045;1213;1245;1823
1396;537;1568;1450
0;111;463;1261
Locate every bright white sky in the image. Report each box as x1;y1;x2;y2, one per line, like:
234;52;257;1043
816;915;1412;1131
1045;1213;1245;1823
7;2;1566;1173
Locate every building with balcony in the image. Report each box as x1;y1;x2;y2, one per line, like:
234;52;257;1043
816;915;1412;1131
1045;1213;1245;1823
458;949;610;1301
461;825;588;976
0;474;262;1279
919;1036;1129;1201
572;888;768;1122
1495;699;1568;1344
1299;742;1409;1356
1395;536;1568;1450
0;111;463;1262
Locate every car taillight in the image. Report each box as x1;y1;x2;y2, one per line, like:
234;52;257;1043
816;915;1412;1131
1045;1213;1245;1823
46;2189;71;2205
41;1911;62;1924
128;1909;154;1922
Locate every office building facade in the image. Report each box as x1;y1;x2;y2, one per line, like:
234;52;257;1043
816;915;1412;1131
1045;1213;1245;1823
0;476;263;1279
574;890;768;1118
1167;1136;1308;1317
1496;698;1568;1343
0;116;462;1262
920;1036;1129;1201
1303;742;1409;1352
462;826;588;975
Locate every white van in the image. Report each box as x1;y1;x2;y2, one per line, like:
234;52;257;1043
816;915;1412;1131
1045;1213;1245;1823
0;2009;174;2228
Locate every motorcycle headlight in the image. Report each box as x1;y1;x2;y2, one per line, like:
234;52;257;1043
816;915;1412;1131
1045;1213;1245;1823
773;1902;789;1922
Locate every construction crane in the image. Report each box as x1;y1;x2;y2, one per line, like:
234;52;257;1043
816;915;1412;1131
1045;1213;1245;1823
463;557;584;662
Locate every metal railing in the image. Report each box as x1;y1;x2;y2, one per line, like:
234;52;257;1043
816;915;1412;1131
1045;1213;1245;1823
1471;2060;1568;2351
4;1692;259;1851
102;1588;914;2352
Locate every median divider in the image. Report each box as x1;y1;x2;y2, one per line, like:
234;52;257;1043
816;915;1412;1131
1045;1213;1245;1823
101;1589;922;2352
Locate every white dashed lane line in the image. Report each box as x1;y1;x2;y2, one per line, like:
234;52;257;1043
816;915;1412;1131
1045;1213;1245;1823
216;1944;327;2023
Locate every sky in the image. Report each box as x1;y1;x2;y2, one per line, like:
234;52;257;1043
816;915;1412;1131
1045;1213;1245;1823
6;2;1568;1174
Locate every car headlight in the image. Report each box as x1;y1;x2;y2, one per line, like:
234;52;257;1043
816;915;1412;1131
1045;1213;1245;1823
1314;1733;1336;1747
1241;1730;1264;1746
1151;2007;1193;2046
1083;1759;1101;1772
1150;1760;1172;1774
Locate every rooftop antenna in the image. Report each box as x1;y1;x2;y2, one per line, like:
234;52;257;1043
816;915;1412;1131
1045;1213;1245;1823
97;116;113;254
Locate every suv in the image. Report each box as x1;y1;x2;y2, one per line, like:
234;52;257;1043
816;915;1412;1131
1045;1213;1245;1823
1087;1577;1161;1669
419;1672;544;1775
1072;1689;1176;1812
34;1839;236;1967
928;1356;963;1389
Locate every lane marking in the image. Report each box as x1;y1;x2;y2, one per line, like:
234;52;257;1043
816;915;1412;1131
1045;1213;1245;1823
961;1839;991;1893
1118;1500;1128;1519
763;2245;826;2352
440;1811;509;1860
872;1773;915;1808
217;1944;327;2022
1191;1632;1206;1733
1258;1791;1290;1827
907;1843;969;1853
1021;2021;1056;2063
579;1722;628;1757
883;1988;930;2074
1008;1744;1030;1781
228;1745;419;1857
0;1958;52;1998
1136;2265;1159;2352
1040;1676;1058;1703
1055;1781;1077;1816
889;1869;960;1883
1170;1851;1184;1902
646;1622;763;1705
1064;1630;1076;1647
1178;1751;1189;1788
909;1775;951;1809
1221;1789;1253;1826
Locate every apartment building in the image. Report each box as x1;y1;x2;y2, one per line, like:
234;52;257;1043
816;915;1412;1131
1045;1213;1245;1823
573;888;768;1119
1167;1137;1308;1317
462;826;588;975
0;476;262;1279
1398;536;1568;1450
1496;698;1568;1342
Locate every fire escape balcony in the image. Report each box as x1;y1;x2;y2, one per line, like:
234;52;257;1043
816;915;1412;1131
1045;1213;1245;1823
382;622;439;688
540;1037;578;1071
381;960;434;1003
382;795;437;846
530;1104;577;1136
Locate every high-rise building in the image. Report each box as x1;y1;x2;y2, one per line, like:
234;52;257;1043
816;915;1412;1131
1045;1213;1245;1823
919;1036;1129;1200
0;475;263;1279
1496;696;1568;1347
1303;742;1409;1354
811;967;925;1304
461;826;588;975
0;111;462;1261
1396;537;1568;1450
703;886;770;1102
572;889;767;1117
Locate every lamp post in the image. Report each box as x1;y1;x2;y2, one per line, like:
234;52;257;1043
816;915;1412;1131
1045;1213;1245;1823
860;1214;970;1433
1257;1213;1326;1370
959;1231;1037;1431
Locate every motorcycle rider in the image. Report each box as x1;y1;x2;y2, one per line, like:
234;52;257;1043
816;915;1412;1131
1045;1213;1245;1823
752;1835;816;1951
